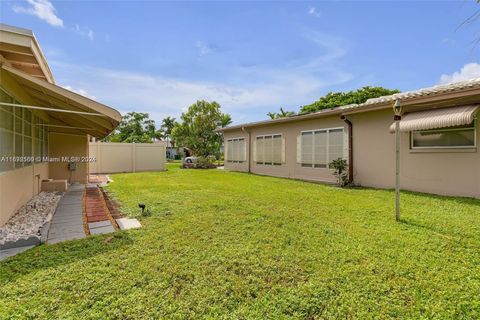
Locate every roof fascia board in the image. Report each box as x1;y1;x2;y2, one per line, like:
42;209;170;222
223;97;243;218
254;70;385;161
219;85;480;132
29;35;55;83
217;109;344;132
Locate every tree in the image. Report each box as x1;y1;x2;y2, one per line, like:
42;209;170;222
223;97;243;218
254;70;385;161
104;112;159;143
172;100;230;157
218;114;232;128
267;107;295;119
160;116;177;147
300;86;400;114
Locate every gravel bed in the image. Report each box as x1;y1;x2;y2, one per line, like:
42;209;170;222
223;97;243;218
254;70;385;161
0;192;62;245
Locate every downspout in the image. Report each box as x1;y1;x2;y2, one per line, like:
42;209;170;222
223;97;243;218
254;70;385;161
340;115;353;184
241;126;251;173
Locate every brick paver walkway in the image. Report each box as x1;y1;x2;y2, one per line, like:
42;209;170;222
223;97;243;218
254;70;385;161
47;184;115;244
85;186;109;223
85;184;115;234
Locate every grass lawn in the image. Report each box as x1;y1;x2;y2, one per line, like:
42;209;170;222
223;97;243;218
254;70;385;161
1;163;480;319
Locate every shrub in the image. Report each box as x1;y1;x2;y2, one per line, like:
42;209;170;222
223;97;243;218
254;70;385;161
195;156;217;169
329;158;349;187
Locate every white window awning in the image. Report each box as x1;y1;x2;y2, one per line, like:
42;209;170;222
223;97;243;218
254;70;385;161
389;105;479;133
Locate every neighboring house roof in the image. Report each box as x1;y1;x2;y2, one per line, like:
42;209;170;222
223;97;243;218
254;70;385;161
0;23;54;83
217;78;480;132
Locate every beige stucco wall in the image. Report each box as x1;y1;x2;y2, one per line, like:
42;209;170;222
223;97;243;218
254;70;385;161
1;76;51;226
89;142;166;174
225;107;479;198
49;133;89;184
0;162;49;226
224;116;348;183
348;108;480;198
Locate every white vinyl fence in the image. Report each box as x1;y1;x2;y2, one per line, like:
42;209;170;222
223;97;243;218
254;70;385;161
89;142;166;174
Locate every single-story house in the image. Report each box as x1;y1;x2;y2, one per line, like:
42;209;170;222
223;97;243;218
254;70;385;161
0;24;121;226
218;80;480;198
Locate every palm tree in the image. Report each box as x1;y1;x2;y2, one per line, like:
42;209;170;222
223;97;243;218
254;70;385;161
219;114;232;128
267;108;295;119
267;112;277;119
161;117;177;147
278;107;295;117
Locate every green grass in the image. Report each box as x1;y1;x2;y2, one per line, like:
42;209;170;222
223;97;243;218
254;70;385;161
1;163;480;319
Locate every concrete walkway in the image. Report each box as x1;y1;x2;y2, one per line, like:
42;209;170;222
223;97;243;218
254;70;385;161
47;184;86;244
1;184;125;260
0;245;35;261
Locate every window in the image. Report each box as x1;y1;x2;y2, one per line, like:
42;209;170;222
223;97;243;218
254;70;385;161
0;89;14;172
34;115;48;163
254;134;283;165
411;123;475;149
298;128;344;168
23;109;33;166
0;87;48;173
226;137;246;163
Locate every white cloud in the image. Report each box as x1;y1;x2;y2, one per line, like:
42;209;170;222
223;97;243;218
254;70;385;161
52;63;351;124
61;85;97;100
308;7;321;17
196;41;212;56
73;24;94;41
12;0;94;41
439;63;480;84
13;0;63;27
49;30;352;124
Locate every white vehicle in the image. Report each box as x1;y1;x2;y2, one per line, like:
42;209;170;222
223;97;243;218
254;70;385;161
182;156;197;168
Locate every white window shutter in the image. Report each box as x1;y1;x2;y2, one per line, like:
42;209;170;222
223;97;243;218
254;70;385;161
234;139;238;161
281;136;286;163
252;138;257;162
243;139;247;162
296;135;302;163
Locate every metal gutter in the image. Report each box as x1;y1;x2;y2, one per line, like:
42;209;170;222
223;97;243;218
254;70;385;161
0;102;109;117
341;115;353;184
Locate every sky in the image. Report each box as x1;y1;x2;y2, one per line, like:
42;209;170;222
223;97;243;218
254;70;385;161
1;0;480;126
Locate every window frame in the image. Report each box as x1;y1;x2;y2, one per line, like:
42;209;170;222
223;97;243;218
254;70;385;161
299;127;345;169
0;87;49;174
226;137;246;163
255;133;283;166
410;121;476;150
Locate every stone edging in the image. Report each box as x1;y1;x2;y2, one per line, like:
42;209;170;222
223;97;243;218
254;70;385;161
0;236;41;250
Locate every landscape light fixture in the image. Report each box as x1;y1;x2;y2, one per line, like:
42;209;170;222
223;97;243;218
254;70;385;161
393;99;402;118
138;203;146;214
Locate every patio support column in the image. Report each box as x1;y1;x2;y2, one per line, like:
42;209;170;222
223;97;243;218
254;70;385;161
393;100;402;222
